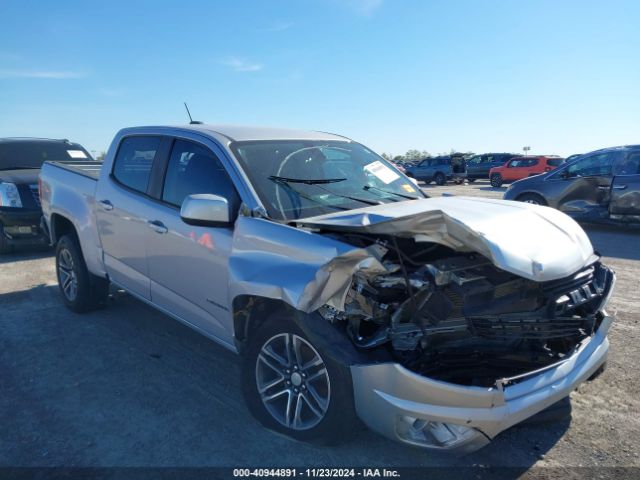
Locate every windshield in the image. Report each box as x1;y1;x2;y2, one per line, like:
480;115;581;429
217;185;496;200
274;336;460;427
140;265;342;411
0;140;93;170
231;140;424;221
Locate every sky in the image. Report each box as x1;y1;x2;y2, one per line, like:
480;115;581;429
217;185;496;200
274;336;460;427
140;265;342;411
1;0;639;157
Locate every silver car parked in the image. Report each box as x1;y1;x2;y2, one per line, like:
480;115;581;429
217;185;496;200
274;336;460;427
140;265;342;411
40;125;614;452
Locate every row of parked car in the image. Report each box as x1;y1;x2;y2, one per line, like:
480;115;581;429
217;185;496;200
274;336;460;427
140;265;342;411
393;146;640;224
396;152;565;187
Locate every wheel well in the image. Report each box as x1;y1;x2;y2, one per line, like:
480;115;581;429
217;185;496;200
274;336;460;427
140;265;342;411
50;214;76;244
233;296;294;351
232;295;375;364
516;192;546;203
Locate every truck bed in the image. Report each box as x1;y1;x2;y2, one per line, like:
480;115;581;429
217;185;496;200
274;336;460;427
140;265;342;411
47;160;103;180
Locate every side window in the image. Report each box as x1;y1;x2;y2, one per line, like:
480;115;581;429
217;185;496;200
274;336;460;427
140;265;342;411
112;136;161;193
162;139;240;210
528;158;539;167
567;151;622;178
614;152;640;175
484;155;493;163
508;159;523;168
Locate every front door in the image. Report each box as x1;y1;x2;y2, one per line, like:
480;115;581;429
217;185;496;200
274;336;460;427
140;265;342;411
610;151;640;217
145;137;242;344
95;135;163;300
554;150;623;220
502;158;534;181
413;159;433;180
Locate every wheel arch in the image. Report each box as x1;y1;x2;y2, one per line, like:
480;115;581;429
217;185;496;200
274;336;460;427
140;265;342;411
514;191;549;205
50;213;78;244
232;294;375;365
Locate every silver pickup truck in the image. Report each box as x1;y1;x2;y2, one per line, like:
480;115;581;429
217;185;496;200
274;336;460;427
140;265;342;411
40;125;615;453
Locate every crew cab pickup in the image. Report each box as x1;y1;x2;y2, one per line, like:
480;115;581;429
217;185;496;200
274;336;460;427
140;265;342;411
40;125;615;453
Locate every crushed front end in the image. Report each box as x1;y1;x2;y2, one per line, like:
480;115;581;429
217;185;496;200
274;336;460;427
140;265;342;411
316;234;615;452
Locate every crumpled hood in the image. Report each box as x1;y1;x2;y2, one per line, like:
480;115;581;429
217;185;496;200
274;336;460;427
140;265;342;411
298;196;596;282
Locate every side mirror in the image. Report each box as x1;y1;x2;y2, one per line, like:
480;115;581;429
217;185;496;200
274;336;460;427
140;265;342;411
560;169;571;180
180;194;232;227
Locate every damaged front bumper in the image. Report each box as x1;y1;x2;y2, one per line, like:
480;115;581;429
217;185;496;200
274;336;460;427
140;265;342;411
350;313;612;453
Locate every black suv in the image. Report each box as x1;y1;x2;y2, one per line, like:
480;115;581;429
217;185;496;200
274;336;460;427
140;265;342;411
0;138;93;253
465;153;520;182
504;145;640;224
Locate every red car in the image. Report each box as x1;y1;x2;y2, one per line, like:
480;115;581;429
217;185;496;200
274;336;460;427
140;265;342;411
489;155;564;187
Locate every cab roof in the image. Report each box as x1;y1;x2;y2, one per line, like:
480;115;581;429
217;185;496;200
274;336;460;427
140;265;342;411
158;124;352;143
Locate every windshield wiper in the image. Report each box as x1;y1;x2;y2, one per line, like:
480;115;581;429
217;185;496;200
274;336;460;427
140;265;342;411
269;177;351;212
269;175;346;185
363;185;421;200
270;176;380;207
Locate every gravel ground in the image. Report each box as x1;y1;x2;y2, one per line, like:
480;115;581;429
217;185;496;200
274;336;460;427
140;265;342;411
1;180;638;476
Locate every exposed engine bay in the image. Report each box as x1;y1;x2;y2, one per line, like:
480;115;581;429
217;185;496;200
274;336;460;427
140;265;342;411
318;234;615;387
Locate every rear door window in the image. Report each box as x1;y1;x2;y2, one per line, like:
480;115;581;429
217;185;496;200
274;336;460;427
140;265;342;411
112;136;161;193
614;152;640;175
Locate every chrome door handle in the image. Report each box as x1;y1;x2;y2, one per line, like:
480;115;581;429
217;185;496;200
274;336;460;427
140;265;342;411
98;199;113;210
612;184;628;190
597;186;610;190
147;220;168;234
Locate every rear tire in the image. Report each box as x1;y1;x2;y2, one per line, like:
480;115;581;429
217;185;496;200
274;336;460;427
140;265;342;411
242;310;358;445
55;234;109;313
434;172;446;186
0;224;12;254
516;193;547;206
490;173;503;188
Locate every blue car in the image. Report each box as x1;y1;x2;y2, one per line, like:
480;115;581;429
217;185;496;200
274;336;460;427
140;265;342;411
405;156;453;185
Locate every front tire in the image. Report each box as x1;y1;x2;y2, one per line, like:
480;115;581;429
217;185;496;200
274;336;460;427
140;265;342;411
490;173;503;187
434;172;446;185
242;311;358;445
55;234;109;313
516;193;547;206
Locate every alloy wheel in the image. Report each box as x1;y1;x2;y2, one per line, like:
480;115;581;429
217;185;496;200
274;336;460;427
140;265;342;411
255;333;331;430
57;248;78;301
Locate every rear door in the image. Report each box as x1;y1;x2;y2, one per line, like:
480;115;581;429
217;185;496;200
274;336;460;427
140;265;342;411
609;150;640;217
144;136;241;344
522;158;541;177
553;150;623;220
95;135;166;299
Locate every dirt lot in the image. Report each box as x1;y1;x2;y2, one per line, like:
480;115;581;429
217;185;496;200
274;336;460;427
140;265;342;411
1;179;639;474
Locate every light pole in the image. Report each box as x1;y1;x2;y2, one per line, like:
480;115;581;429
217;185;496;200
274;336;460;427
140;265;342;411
523;146;531;156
